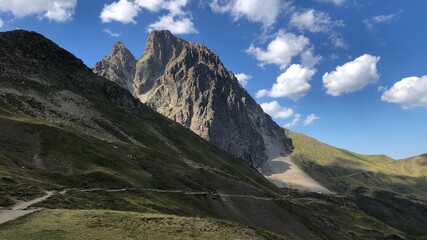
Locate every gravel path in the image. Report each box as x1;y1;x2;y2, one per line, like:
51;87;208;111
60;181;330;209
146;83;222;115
0;184;331;225
0;191;54;224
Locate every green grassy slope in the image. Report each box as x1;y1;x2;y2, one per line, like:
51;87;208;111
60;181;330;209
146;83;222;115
288;131;427;198
0;209;284;240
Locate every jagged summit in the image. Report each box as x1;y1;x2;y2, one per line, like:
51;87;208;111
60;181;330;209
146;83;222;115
111;41;129;54
93;41;136;93
134;30;188;95
93;30;293;167
143;30;188;54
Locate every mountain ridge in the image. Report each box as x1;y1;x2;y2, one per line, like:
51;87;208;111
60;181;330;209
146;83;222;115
94;30;293;167
288;130;427;198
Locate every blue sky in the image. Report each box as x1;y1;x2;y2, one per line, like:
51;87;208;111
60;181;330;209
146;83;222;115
0;0;426;159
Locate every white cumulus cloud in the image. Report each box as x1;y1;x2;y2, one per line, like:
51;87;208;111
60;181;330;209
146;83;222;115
100;0;140;24
322;54;380;96
247;31;310;70
100;0;197;34
381;75;427;109
147;14;197;34
256;64;316;101
290;9;343;33
235;73;252;87
0;18;3;28
135;0;166;12
303;114;320;126
0;0;77;22
284;113;301;128
210;0;282;27
260;101;294;119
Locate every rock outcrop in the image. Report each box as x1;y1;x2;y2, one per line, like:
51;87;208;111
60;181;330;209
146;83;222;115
94;42;137;93
94;30;293;167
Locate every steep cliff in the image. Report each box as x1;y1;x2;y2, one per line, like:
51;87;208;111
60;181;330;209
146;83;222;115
94;41;137;93
94;30;293;167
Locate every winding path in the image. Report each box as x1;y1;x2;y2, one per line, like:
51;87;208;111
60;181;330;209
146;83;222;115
66;188;281;201
0;191;54;224
0;187;305;225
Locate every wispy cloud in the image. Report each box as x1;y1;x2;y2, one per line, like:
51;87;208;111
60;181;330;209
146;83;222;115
330;32;348;49
364;11;402;29
290;9;344;33
284;114;301;128
290;9;347;49
315;0;347;6
103;28;122;37
303;114;320;126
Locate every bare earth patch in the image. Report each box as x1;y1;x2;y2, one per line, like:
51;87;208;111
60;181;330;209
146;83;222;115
261;157;333;194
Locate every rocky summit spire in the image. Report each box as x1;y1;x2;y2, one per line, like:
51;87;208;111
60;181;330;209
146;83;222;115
93;30;293;168
134;30;188;95
93;41;137;94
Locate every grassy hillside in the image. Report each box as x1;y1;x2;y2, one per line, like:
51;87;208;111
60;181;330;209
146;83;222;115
0;30;319;239
288;131;427;198
0;209;284;240
1;30;427;239
396;154;427;176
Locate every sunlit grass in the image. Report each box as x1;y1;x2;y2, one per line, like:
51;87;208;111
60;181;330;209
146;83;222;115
0;209;273;240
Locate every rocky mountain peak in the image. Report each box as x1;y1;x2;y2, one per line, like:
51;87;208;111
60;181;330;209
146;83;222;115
93;41;136;93
111;41;130;55
93;30;293;167
134;30;189;95
144;30;188;56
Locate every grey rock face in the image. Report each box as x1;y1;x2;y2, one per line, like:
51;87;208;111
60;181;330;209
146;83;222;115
93;30;293;167
134;30;188;96
93;42;137;94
